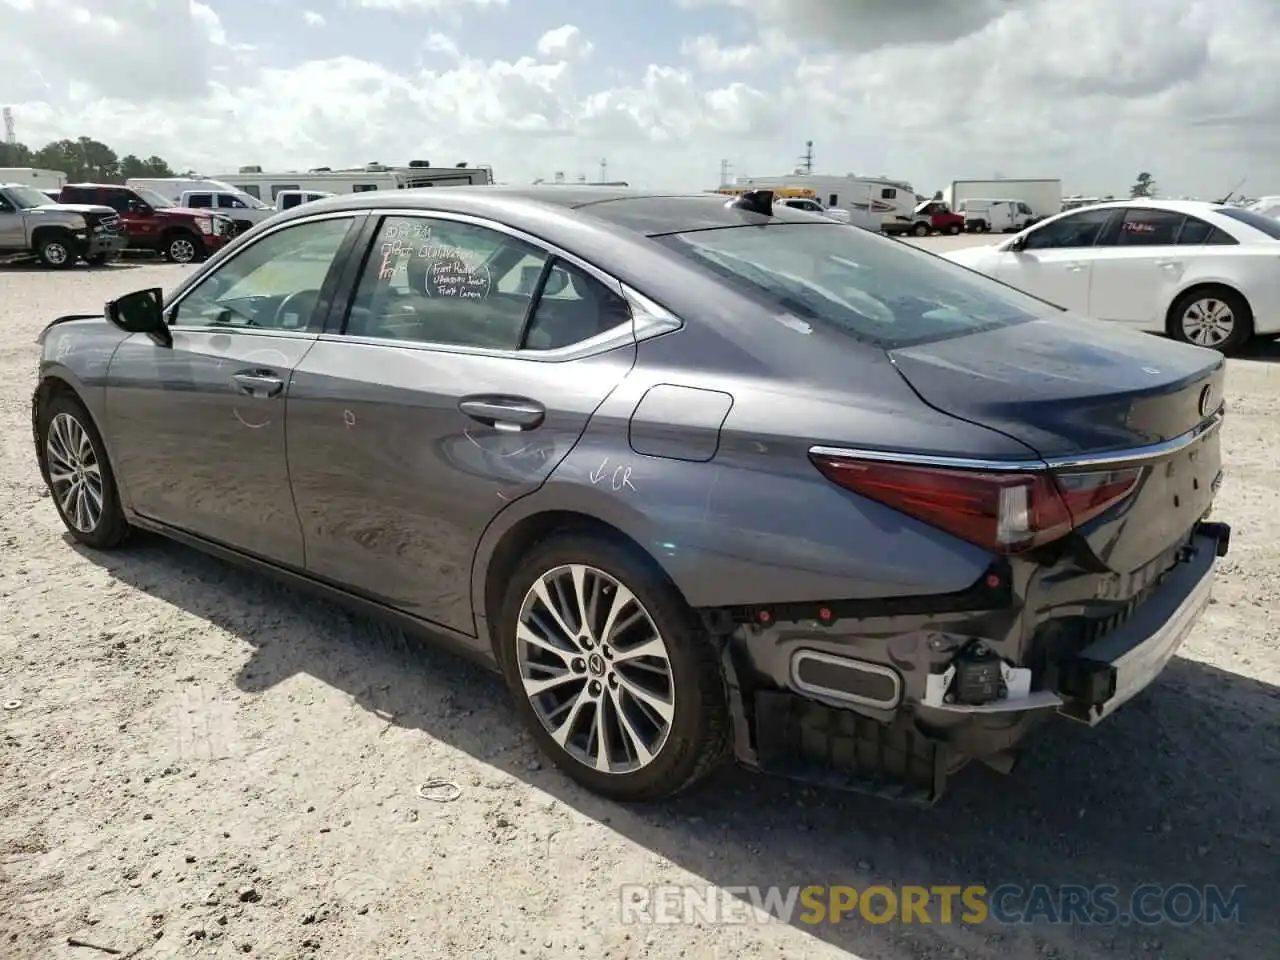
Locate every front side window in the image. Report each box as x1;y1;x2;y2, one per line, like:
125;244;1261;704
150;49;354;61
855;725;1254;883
1022;209;1114;250
185;193;212;208
1017;203;1032;215
133;188;173;208
1115;208;1184;246
101;191;131;214
656;222;1048;349
217;194;247;209
170;217;354;330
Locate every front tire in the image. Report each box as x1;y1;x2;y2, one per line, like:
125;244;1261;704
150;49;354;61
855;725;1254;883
1168;287;1253;354
38;392;131;549
164;232;202;264
36;233;76;269
497;533;729;802
946;223;962;235
912;222;930;237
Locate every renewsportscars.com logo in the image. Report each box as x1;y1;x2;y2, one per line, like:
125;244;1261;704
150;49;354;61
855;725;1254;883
619;884;1246;927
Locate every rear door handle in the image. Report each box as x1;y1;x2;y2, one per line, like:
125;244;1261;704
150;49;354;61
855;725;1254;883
1155;260;1181;268
232;370;284;398
459;396;546;431
1064;262;1086;272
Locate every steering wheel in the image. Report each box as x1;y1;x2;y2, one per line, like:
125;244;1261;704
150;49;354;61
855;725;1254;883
271;289;322;329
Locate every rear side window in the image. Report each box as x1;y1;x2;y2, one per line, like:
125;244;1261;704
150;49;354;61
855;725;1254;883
61;186;93;203
100;190;131;213
655;223;1046;349
1214;206;1280;240
1177;216;1237;245
1115;208;1184;246
185;193;212;208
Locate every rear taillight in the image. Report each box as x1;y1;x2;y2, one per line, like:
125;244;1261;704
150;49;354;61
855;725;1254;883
809;454;1142;554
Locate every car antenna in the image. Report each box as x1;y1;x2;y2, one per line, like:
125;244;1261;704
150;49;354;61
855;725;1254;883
726;188;776;216
1215;177;1246;205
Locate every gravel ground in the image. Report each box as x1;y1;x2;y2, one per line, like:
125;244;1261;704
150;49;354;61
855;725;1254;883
1;246;1277;960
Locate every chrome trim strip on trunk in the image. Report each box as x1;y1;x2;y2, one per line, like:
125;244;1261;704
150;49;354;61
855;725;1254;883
809;405;1224;473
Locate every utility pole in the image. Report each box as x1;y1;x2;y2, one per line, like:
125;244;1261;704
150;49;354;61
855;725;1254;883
599;158;608;182
798;140;814;174
3;107;15;145
719;158;731;186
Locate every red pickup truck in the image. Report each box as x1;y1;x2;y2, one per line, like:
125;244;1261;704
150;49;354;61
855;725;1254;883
56;183;237;264
884;200;965;237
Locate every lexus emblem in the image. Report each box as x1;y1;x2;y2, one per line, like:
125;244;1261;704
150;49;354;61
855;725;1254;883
1198;384;1215;417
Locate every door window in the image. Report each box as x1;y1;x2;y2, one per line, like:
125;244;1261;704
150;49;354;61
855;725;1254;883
880;188;896;199
1021;209;1114;249
828;194;838;206
101;190;132;214
1115;208;1185;246
217;194;248;209
1017;202;1033;215
170;217;355;330
0;194;13;213
270;184;300;201
185;193;213;208
344;215;545;349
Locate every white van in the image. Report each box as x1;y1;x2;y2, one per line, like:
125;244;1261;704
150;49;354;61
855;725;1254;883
274;189;335;211
958;198;1036;233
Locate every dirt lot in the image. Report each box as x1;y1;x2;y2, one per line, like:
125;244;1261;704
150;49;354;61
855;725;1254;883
1;247;1277;960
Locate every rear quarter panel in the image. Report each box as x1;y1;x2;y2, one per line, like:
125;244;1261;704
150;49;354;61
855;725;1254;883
1176;247;1280;335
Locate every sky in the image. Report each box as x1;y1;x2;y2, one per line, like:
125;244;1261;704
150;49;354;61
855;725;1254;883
3;0;1279;198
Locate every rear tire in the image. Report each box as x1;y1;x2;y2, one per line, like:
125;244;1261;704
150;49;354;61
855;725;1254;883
946;223;962;235
496;533;729;802
912;222;929;237
36;233;76;270
1168;287;1253;355
37;392;131;550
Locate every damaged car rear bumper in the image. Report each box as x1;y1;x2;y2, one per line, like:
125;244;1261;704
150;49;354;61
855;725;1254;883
710;520;1231;805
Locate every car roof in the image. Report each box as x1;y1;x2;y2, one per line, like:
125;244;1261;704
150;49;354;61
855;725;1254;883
279;185;823;237
1078;198;1229;215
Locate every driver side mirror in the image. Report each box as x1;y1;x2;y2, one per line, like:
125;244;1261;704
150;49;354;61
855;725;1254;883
107;287;171;346
1004;234;1027;253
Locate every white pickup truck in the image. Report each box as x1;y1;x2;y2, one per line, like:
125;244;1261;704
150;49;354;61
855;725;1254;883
178;188;276;235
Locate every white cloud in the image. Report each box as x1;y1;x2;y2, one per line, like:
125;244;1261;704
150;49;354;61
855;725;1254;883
302;9;325;26
3;0;1278;197
680;35;764;72
535;25;593;61
424;32;461;59
350;0;507;11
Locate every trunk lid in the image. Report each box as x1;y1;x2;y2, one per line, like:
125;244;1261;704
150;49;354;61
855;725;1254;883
889;315;1224;573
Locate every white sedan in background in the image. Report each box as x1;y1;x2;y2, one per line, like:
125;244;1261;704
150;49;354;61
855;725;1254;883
942;199;1280;354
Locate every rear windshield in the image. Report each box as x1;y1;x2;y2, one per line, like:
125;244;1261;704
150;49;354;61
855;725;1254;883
1215;206;1280;240
654;223;1049;349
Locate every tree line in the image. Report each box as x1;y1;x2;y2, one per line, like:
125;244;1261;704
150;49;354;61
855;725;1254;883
0;135;180;182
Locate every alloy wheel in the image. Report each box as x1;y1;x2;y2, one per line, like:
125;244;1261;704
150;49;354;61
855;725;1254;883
516;564;675;775
1182;298;1235;347
169;239;196;263
45;412;104;533
44;242;69;265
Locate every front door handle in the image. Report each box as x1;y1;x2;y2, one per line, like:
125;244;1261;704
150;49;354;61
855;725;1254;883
1155;260;1181;269
459;395;546;431
1064;262;1086;272
232;370;284;398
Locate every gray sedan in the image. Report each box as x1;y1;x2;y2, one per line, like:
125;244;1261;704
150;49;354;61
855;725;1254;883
32;186;1231;805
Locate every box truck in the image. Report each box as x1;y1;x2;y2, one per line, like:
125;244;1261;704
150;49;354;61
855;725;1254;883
944;179;1062;221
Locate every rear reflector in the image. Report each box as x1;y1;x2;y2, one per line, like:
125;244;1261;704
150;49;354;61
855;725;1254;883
809;454;1142;554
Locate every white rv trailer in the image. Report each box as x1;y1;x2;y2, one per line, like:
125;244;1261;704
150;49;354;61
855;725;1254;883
211;162;494;203
720;172;918;228
0;167;67;190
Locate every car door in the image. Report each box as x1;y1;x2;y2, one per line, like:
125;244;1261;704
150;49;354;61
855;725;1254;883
989;207;1117;313
285;211;639;634
0;191;23;250
104;212;364;566
1086;208;1219;329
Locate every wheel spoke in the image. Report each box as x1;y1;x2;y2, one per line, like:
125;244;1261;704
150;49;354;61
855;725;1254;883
516;622;574;663
608;687;653;766
570;565;592;642
598;583;635;646
615;671;675;724
592;697;613;771
533;579;578;644
523;670;580;697
550;685;593;747
612;634;666;664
